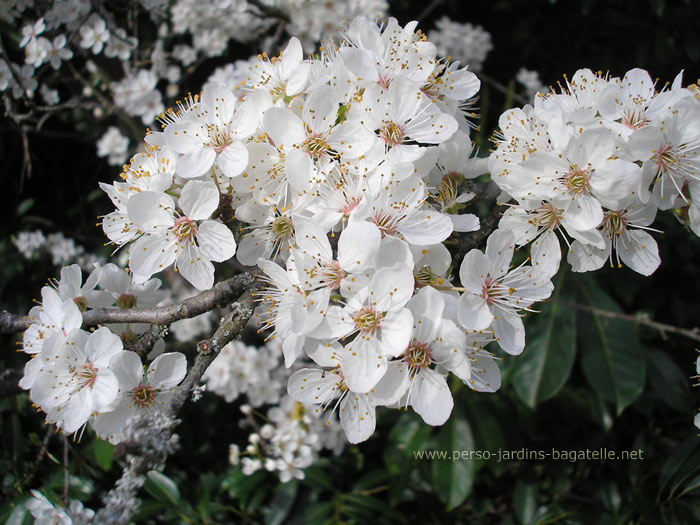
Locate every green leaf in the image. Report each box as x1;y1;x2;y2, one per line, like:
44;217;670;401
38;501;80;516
342;494;406;522
658;435;700;498
513;269;576;408
431;411;476;510
575;276;646;415
93;439;114;471
352;470;390;492
144;471;181;506
389;412;431;452
647;348;693;412
16;199;34;216
264;480;298;525
514;480;537;525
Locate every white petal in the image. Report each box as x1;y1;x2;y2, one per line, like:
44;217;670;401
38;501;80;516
127;191;175;232
369;267;414;312
377;308;414;357
493;311;525;355
86;327;124;366
177;147;217;179
91;369;120;411
399;209;454;245
371;361;409;406
216;141;249;178
341;338;387;393
338;221;380;272
179;180;219;220
457;292;493;331
409;368;454;426
458;249;490;294
485;230;515;279
196;221;236;262
129;234;178;283
263;107;305;148
618;229;660;276
147;352;187;389
202;82;236;123
177;243;215;290
108;351;142;391
450;213;480;232
340;391;376;444
530;231;561;278
287;368;341;405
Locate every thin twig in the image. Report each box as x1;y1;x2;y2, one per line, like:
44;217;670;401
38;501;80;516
0;370;24;397
62;434;70;505
555;300;700;343
123;324;167;359
476;71;529;106
417;0;444;24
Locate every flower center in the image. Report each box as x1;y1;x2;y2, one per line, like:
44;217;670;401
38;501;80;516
403;341;433;371
75;362;98;389
602;210;628;238
206;126;233;154
531;202;563;231
116;293;137;310
131;384;157;408
371;211;400;237
414;265;444;287
379;121;405;147
73;296;88;312
303;134;332;160
270;83;292;104
173;216;197;243
352;307;383;336
271;215;294;240
564;166;591;195
481;277;512;304
654;143;679;174
622;108;647;129
320;260;346;290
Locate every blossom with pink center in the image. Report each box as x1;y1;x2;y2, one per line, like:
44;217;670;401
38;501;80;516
127;180;236;290
291;217;381;297
164;82;257;178
457;230;553;355
28;327;124;434
93;351;186;443
355;76;458;164
310;266;415;392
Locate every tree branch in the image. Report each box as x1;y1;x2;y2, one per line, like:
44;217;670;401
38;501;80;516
0;311;31;334
555;300;700;343
455;202;503;267
82;273;254;326
460;180;501;202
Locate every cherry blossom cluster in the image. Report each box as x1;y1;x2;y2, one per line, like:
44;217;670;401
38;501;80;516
427;16;493;72
1;0;391;170
205;339;345;481
14;229;105;268
232;396;346;483
25;490;95;525
91;15;551;444
490;68;700;278
18;264;187;442
203;341;345;482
